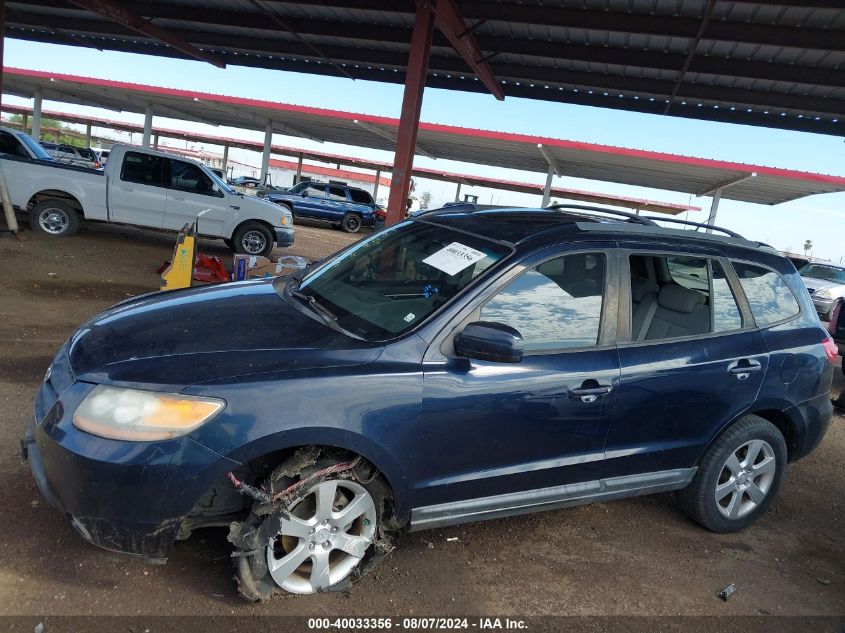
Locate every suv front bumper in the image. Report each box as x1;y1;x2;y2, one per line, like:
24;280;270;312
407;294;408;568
24;381;239;562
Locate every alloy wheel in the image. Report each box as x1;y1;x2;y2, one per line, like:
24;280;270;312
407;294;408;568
38;208;70;235
715;439;776;519
241;230;267;255
266;479;376;594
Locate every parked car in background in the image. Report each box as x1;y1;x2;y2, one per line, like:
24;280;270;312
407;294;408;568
0;127;292;256
230;175;262;188
828;300;844;374
261;180;384;232
798;261;845;321
24;206;836;600
40;142;101;169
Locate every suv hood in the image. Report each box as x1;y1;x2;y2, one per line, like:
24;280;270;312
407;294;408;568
67;279;383;390
801;276;845;295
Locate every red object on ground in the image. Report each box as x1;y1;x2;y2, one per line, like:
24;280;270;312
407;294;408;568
193;254;229;284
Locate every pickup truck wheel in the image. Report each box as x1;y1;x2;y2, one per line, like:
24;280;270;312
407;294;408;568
30;200;80;236
341;213;362;233
230;452;393;601
678;415;786;533
233;222;274;257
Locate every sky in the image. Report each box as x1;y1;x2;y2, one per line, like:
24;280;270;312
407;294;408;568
4;39;844;261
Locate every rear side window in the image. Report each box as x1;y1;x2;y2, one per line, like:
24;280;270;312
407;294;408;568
328;186;347;202
712;261;743;331
121;152;164;187
349;189;373;205
481;253;606;351
732;262;800;326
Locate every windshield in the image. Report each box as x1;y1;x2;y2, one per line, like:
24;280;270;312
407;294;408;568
286;221;510;340
19;134;54;161
799;264;845;284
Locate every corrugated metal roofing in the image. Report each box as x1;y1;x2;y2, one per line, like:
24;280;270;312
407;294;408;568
4;67;845;205
6;1;845;135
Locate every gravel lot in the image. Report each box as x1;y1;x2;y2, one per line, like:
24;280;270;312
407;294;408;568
0;219;842;620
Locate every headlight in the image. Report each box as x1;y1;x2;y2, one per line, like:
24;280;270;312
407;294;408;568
815;290;832;300
73;385;224;441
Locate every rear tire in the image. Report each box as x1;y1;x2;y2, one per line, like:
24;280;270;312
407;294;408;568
230;450;393;602
29;200;80;236
232;222;274;257
341;213;362;233
678;415;787;533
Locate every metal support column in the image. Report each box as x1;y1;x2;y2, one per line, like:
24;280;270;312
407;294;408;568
221;143;229;174
31;90;43;140
705;188;722;233
153;134;159;149
385;1;436;225
260;122;273;185
454;180;462;202
142;105;153;147
21;113;27;133
295;153;303;184
541;166;554;207
84;122;92;147
0;0;18;235
372;168;381;202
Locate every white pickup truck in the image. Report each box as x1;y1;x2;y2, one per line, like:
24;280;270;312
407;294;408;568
0;126;293;256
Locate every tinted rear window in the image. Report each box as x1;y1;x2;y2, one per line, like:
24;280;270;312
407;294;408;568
349;189;373;204
732;261;800;326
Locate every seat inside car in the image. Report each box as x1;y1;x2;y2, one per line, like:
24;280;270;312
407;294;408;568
643;284;710;340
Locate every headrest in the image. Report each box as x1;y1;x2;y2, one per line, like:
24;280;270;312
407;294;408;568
658;284;706;314
631;276;659;303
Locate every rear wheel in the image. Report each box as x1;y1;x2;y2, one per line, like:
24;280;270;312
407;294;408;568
232;222;274;257
341;213;362;233
29;200;80;236
231;451;393;601
678;415;787;533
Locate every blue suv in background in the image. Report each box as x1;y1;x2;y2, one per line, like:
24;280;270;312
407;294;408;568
260;181;384;232
24;206;837;601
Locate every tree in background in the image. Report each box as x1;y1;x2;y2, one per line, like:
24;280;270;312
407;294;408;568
5;114;88;147
803;239;813;256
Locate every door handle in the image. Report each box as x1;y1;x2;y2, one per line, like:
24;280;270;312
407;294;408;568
230;205;240;210
728;360;763;380
569;384;613;404
119;186;133;192
173;195;186;201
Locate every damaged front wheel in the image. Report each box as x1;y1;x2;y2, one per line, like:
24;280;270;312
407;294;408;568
230;453;392;601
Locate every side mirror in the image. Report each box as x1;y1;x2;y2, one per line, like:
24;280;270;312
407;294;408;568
301;190;309;197
454;321;524;363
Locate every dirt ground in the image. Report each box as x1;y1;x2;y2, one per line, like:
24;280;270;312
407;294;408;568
0;219;842;619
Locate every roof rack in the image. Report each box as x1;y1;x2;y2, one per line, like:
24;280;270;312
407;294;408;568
641;216;745;239
545;203;658;227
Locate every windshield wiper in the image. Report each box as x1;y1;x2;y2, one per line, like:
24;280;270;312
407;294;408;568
290;289;338;321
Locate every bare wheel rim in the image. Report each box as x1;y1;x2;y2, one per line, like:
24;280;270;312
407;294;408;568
715;439;776;520
241;230;267;255
266;479;377;594
345;216;360;231
38;208;70;235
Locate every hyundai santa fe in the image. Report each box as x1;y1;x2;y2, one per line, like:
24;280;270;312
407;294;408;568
24;205;836;601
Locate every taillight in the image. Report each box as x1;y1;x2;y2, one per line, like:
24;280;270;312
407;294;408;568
823;336;838;363
374;210;387;221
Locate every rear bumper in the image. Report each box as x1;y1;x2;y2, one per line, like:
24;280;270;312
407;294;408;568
25;382;238;562
275;226;294;247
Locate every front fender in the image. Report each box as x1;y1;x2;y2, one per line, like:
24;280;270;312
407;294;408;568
223;196;292;238
207;428;411;521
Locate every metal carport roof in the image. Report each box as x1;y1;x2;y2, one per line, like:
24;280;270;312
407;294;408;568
6;1;845;136
5;67;845;206
0;104;701;215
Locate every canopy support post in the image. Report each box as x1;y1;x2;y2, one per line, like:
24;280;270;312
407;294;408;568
260;122;273;185
295;153;303;184
373;168;381;202
221;142;229;174
541;166;554;207
142;105;153;147
705;188;722;233
84;122;92;147
31;90;42;140
386;0;435;225
454;179;462;202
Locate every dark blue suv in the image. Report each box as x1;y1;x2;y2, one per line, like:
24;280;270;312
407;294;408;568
24;206;837;600
260;181;383;233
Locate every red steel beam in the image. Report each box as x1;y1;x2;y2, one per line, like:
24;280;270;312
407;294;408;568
432;0;503;100
65;0;226;68
386;0;436;225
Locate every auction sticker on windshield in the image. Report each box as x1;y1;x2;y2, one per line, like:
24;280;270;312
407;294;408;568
423;242;487;276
